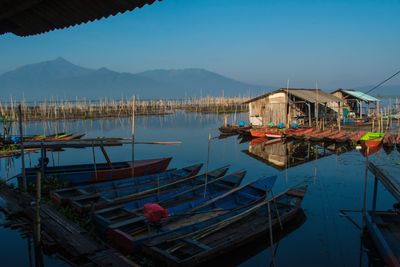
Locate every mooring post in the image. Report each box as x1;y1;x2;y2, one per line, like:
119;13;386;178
131;96;135;178
40;143;45;180
362;150;369;227
204;133;211;198
266;191;275;267
18;104;27;192
35;170;41;246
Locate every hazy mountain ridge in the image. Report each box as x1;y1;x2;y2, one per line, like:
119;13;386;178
0;58;263;100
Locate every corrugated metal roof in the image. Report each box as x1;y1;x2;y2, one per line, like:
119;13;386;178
244;88;342;104
0;0;160;36
341;90;380;102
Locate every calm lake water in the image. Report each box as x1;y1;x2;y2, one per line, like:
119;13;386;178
0;111;398;266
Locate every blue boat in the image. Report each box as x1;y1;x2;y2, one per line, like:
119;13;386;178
51;164;203;205
143;185;306;266
106;175;277;254
93;169;246;233
70;166;230;212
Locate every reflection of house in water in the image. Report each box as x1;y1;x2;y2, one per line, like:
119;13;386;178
243;140;354;170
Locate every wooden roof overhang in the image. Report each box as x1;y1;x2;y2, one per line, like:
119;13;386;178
0;0;160;36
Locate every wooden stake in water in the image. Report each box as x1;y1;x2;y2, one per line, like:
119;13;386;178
131;96;135;178
204;133;212;198
92;140;98;182
35;170;42;245
362;147;369;227
267;190;275;267
18;104;27;192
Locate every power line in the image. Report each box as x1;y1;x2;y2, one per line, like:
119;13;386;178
365;70;400;95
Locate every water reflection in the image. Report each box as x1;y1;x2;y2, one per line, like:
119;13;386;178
243;139;354;171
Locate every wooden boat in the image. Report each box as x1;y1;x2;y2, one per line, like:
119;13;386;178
365;211;400;267
351;131;367;142
249;128;267;138
360;132;385;148
287;128;315;139
51;164;203;205
250;128;285;138
382;134;396;154
70;166;230;213
360;140;382;157
106;175;277;254
236;127;251;136
305;130;333;142
22;157;172;186
324;131;349;142
218;125;251;135
143;186;306;266
94;170;245;234
284;127;313;137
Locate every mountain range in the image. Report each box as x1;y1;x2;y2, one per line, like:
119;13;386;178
0;58;264;100
0;58;399;100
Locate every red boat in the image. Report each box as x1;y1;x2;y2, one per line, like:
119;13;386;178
286;128;315;139
250;129;267;138
360;141;382;157
264;129;284;138
305;130;333;141
351;131;366;142
23;157;172;185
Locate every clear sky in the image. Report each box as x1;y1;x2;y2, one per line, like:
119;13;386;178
1;0;399;89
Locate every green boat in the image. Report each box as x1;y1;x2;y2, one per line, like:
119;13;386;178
360;132;385;149
359;132;385;141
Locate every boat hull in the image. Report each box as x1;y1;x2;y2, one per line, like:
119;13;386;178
22;157;172;186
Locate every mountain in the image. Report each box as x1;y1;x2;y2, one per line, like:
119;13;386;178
138;68;257;96
0;58;264;100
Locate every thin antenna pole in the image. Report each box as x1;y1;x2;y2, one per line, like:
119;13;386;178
18;104;27;192
286;80;290;128
316;81;319;130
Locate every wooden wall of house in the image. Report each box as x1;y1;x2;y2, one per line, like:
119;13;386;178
249;92;287;125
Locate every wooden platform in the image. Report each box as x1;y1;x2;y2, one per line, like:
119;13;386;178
0;185;137;266
366;211;400;267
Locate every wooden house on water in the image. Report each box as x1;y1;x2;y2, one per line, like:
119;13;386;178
331;89;380;119
244;88;343;127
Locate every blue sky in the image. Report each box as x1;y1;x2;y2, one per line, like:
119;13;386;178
1;0;399;89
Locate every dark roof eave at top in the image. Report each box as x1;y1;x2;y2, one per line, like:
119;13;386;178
0;0;161;36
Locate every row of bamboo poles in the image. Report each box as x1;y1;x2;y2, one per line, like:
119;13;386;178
0;97;249;121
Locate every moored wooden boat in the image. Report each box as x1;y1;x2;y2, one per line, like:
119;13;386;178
95;170;246;235
305;130;333;141
106;175;277;254
71;166;230;213
51;164;203;205
286;128;315;139
264;129;284;139
360;140;382;157
22;157;172;186
218;125;251;135
250;128;267;138
360;132;385;148
143;186;306;266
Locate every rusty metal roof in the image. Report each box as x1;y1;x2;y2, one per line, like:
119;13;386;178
244;88;342;104
0;0;160;36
